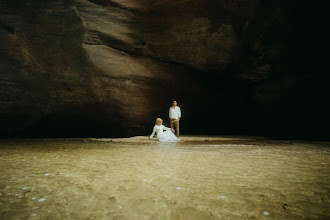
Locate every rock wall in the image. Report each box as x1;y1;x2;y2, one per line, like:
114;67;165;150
0;0;329;138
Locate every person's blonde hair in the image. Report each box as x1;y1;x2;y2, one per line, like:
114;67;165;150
155;118;163;125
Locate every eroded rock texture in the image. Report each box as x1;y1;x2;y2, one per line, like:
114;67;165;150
0;0;329;138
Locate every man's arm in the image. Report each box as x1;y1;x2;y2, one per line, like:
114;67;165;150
178;107;181;119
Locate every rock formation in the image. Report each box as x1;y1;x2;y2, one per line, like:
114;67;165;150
0;0;329;138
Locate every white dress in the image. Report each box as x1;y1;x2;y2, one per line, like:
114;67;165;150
150;125;178;142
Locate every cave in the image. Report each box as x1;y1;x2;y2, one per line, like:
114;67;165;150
0;0;329;139
0;1;329;219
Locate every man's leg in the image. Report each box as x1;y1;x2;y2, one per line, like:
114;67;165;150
170;119;174;130
175;119;179;137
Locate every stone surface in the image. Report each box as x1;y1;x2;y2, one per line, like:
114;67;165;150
0;0;329;138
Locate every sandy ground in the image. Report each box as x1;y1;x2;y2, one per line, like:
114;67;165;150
91;136;267;143
0;136;329;219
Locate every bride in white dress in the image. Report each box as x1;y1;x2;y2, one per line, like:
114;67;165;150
149;118;178;142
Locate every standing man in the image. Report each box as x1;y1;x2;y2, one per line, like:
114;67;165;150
169;100;181;137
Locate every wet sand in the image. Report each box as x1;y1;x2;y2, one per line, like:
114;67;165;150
0;136;329;219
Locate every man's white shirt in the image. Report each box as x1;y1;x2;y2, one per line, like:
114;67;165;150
169;106;181;119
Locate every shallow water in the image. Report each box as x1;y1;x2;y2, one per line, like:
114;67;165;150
0;137;329;219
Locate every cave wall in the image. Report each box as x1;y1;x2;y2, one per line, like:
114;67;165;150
0;0;329;138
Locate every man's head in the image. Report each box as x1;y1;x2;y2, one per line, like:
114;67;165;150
172;101;177;107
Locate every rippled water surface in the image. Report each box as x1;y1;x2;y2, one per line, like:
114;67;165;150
0;137;329;219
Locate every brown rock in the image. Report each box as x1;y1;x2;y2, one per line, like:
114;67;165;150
0;0;329;138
